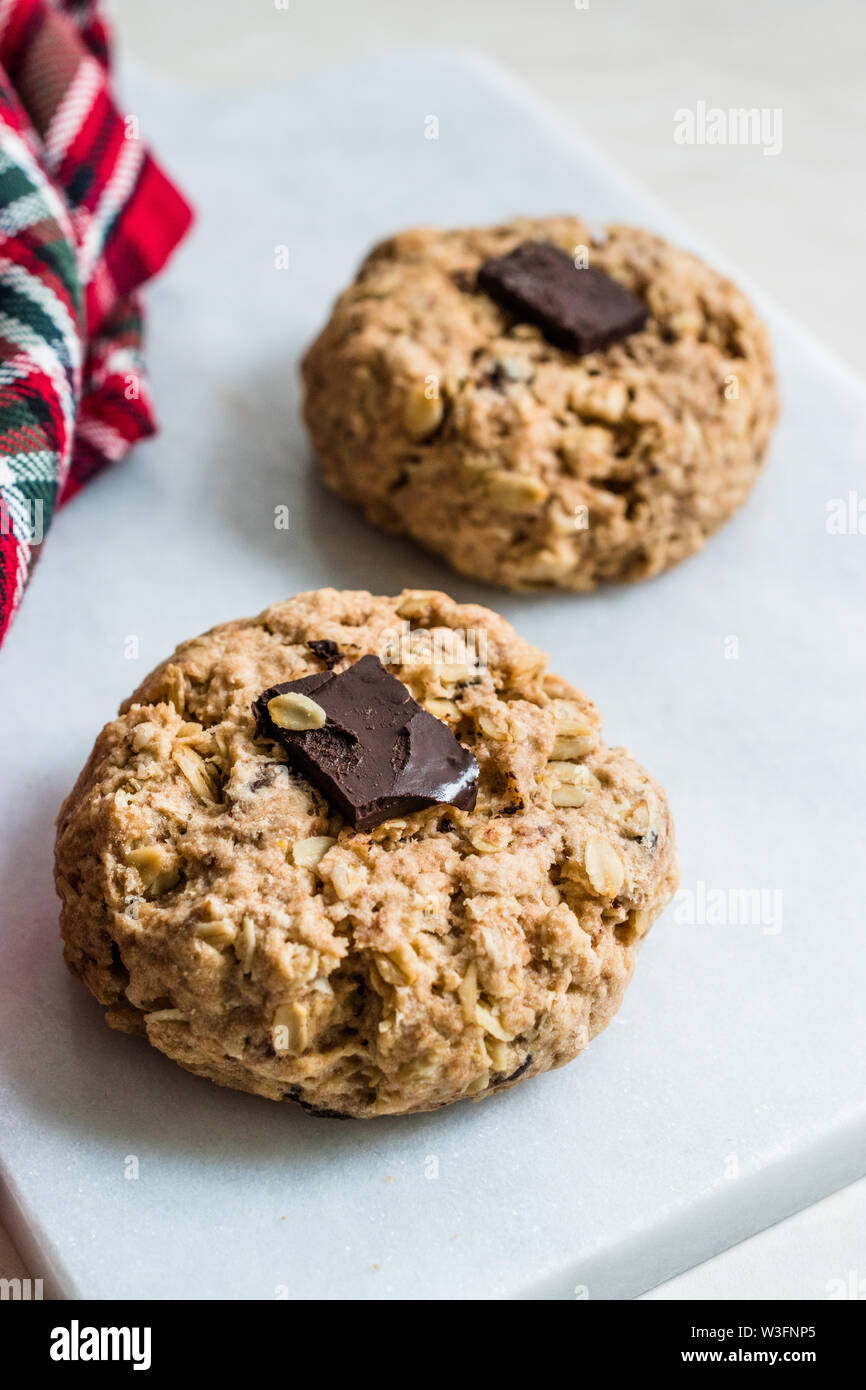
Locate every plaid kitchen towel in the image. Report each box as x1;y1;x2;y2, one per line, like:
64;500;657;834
0;0;192;647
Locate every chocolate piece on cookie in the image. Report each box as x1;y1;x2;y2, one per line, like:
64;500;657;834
302;217;778;591
477;241;647;355
253;654;478;830
306;638;341;668
55;588;678;1119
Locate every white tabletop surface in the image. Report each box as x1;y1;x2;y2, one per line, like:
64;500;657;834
2;0;863;1299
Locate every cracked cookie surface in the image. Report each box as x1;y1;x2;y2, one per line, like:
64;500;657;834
302;218;778;590
55;589;678;1118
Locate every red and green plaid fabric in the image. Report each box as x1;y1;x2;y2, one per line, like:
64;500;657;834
0;0;192;647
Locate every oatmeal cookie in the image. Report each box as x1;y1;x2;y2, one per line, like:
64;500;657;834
302;218;778;590
55;589;678;1118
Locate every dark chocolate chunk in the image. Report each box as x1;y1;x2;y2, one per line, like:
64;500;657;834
489;1053;534;1089
483;357;536;392
284;1086;351;1119
249;760;289;793
477;241;647;356
252;655;478;831
504;1053;533;1083
307;638;341;669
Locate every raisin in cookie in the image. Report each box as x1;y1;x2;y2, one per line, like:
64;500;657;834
55;589;678;1118
302;218;778;590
